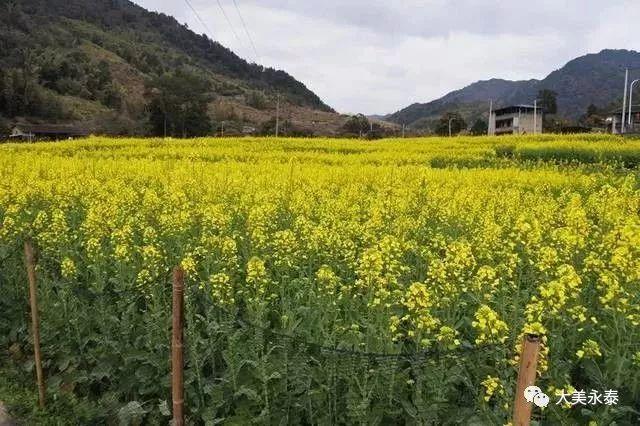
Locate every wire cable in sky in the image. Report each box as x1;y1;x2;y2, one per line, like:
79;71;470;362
214;0;244;46
231;0;261;63
184;0;216;40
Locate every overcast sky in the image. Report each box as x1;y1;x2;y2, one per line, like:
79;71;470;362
135;1;639;114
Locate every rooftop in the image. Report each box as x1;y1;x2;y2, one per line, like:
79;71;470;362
610;105;640;115
11;124;89;136
494;105;545;115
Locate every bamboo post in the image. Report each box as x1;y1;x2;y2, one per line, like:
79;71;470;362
513;334;541;426
24;240;45;409
172;267;185;426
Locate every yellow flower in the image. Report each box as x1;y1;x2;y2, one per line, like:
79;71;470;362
472;305;508;345
436;326;461;349
180;256;197;276
481;376;504;402
60;257;77;279
316;265;340;296
207;272;234;306
577;339;602;359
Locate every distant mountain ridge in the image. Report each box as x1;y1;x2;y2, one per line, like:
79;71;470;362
0;0;340;135
387;49;640;131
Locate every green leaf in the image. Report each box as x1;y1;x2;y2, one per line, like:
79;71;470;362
158;400;171;417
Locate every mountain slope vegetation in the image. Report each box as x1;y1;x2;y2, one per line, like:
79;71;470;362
388;49;640;131
0;0;337;136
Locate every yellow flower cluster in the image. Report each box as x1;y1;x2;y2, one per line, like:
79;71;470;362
576;339;602;360
481;375;505;402
1;134;639;423
207;272;234;306
401;282;440;344
472;305;508;345
315;265;340;297
60;257;77;279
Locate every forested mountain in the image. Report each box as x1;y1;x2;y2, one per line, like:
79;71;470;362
387;49;640;131
0;0;337;136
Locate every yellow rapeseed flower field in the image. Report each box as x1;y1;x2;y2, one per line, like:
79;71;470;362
1;135;639;424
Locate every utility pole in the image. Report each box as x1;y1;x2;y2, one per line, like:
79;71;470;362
628;79;639;126
488;100;493;136
622;68;629;134
275;93;280;137
518;108;522;135
533;100;538;135
448;117;454;137
402;123;405;138
221;121;225;137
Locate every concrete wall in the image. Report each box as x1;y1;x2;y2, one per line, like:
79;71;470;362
489;111;543;135
517;113;543;135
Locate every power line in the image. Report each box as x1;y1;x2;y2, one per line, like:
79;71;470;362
214;0;244;47
184;0;216;40
231;0;261;63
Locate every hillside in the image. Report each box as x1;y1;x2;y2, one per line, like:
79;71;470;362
388;49;640;131
0;0;345;136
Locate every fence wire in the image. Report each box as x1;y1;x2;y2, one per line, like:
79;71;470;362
1;256;518;425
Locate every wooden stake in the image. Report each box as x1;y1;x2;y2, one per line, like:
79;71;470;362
24;241;45;409
172;267;185;426
513;334;541;426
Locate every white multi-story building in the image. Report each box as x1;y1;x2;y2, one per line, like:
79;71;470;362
489;105;543;136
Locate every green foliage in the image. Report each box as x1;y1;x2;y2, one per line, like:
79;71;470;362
147;70;213;137
0;348;103;424
0;68;67;120
435;112;466;136
0;116;10;139
259;117;312;137
470;118;488;136
537;89;558;115
390;50;640;129
343;114;370;137
1;135;640;424
494;137;640;168
0;0;333;130
580;104;607;128
245;91;268;110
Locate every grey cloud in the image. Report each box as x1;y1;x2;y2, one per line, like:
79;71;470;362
135;0;638;114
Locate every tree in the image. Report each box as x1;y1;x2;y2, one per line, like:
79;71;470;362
580;103;606;128
470;118;488;136
537;89;558;115
259;117;312;137
342;114;370;137
435;112;466;136
246;91;267;110
0;116;10;139
147;70;213;137
367;122;386;140
0;67;65;119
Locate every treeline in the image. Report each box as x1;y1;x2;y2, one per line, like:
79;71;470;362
0;0;338;137
0;55;121;117
3;0;332;112
0;68;67;121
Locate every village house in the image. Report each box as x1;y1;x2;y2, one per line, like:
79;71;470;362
8;124;89;141
607;106;640;134
489;105;543;136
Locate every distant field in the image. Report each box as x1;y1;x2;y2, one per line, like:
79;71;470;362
1;135;639;424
